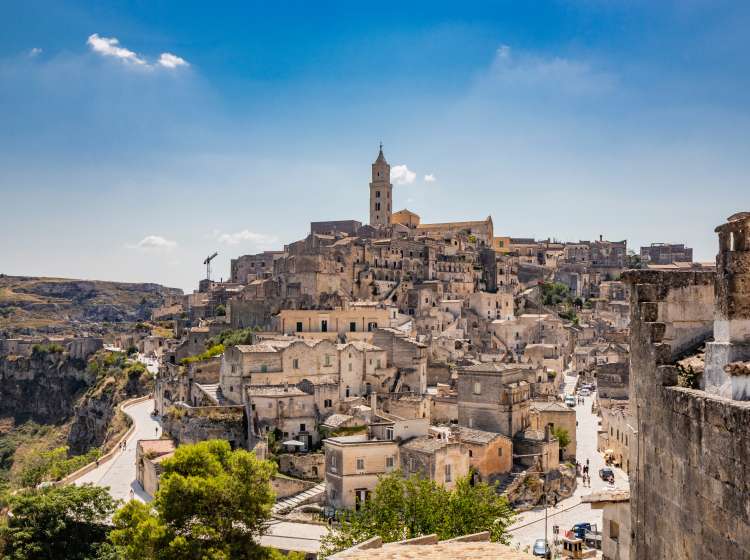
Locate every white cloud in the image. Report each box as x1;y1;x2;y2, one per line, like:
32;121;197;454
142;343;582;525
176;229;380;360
86;33;189;69
391;164;416;185
28;48;42;57
424;173;436;182
158;52;188;69
87;33;146;65
128;235;177;250
486;43;615;97
214;229;278;247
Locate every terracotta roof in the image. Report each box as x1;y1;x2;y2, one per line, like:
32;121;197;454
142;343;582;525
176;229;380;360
247;385;308;397
138;439;176;456
531;401;574;413
334;536;536;559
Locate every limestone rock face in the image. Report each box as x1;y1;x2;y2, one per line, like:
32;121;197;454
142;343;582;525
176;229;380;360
0;353;92;424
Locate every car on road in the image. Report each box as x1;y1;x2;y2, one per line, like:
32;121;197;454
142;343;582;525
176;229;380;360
565;395;576;407
579;388;591;397
599;466;615;481
532;538;551;558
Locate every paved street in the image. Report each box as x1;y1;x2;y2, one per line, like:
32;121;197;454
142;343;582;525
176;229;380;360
75;398;162;503
507;373;628;555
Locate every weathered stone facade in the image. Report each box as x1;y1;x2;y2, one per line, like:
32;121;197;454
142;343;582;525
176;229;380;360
624;262;750;559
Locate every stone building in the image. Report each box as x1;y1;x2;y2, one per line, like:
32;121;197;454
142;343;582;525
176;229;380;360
324;434;399;510
136;439;176;497
640;242;693;265
399;434;470;491
624;212;750;559
369;146;393;228
455;427;512;485
456;362;535;437
530;400;577;459
582;490;631;560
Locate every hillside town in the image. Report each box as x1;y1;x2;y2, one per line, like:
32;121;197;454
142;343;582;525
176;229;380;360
4;146;743;559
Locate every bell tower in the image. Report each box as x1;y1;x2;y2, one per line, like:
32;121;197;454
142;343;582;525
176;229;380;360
369;143;392;227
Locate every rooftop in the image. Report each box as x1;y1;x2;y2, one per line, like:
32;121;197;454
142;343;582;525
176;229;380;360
456;427;506;445
332;532;535;559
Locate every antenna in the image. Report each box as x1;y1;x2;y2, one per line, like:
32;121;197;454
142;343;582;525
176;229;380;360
203;252;218;282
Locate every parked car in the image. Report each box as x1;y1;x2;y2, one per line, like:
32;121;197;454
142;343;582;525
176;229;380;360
572;523;592;540
599;466;615;481
532;538;552;558
579;388;591;397
565;395;576;407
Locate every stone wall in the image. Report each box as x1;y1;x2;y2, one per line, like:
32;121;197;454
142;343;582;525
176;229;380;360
271;474;317;499
624;269;750;559
162;404;248;449
278;453;325;480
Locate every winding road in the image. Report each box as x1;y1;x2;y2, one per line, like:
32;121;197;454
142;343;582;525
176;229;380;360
74;398;162;503
507;373;629;553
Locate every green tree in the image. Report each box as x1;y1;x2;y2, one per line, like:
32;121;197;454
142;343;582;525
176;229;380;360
109;440;278;560
552;427;571;453
321;472;515;556
215;304;227;317
0;484;117;560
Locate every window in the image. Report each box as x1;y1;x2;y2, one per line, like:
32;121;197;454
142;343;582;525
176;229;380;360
445;463;452;482
345;386;350;397
300;423;306;432
268;402;273;408
348;363;352;372
356;458;365;470
324;354;332;366
498;447;503;457
473;382;482;395
330;488;337;500
386;456;395;469
229;386;234;392
324;399;332;408
260;364;267;373
350;322;356;332
610;520;620;541
321;320;328;332
375;202;381;211
296;321;303;332
409;458;416;471
330;455;337;473
292;358;299;369
376;190;381;198
385;426;394;440
468;449;473;458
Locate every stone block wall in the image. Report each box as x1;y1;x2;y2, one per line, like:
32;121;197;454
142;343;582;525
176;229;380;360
624;269;750;559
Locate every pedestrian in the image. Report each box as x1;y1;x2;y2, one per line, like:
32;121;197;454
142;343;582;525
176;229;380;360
155;427;159;437
95;458;99;467
129;488;134;500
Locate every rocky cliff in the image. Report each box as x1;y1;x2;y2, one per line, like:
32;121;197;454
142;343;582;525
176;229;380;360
0;275;182;336
0;349;151;465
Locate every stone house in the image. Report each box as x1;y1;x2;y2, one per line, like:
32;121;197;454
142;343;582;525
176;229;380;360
371;328;428;394
136;438;176;497
456;362;535;437
468;291;514;321
455;427;512;485
582;490;631;560
324;435;399;510
247;384;318;450
275;302;398;341
399;434;470;491
597;403;634;474
530;400;577;459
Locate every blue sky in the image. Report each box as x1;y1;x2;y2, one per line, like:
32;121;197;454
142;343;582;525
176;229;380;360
2;1;749;291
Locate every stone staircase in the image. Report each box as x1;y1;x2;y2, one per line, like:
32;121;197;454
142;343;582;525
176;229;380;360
195;383;227;405
496;471;523;496
272;482;326;515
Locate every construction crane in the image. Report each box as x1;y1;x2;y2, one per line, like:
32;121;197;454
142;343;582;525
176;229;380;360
203;252;218;282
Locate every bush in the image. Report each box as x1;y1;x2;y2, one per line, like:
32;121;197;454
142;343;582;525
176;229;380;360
180;343;225;365
31;344;65;357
